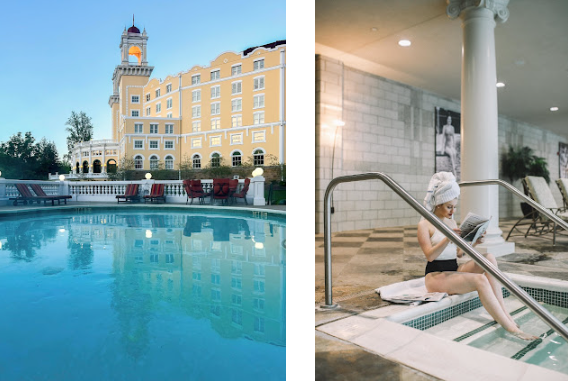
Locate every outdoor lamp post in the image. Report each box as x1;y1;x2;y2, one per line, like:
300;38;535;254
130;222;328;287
252;168;264;177
145;173;152;180
59;175;65;181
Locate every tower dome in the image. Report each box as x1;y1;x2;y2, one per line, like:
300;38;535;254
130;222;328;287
127;25;140;34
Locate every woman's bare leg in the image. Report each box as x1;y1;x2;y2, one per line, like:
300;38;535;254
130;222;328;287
426;272;537;339
458;253;518;327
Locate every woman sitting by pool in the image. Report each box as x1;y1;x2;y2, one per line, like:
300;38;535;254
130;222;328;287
417;172;538;341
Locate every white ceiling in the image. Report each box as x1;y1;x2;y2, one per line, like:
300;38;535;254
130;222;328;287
315;0;568;140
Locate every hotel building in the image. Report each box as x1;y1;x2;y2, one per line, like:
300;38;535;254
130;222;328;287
70;24;286;176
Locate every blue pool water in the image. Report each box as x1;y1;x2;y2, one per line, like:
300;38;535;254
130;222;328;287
0;209;286;380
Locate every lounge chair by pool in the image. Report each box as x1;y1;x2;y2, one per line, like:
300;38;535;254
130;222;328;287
143;184;166;203
116;184;140;203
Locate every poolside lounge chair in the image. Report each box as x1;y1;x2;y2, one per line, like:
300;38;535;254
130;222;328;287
228;179;239;204
116;184;140;203
30;184;72;205
232;178;250;205
556;178;568;210
10;183;61;206
143;184;166;203
183;180;211;205
508;176;568;244
212;178;231;205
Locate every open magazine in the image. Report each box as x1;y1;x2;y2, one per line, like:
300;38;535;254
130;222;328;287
459;212;491;244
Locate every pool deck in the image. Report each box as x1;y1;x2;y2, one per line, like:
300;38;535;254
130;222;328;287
315;219;568;381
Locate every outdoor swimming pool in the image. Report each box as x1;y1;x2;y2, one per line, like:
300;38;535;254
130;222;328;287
0;208;286;380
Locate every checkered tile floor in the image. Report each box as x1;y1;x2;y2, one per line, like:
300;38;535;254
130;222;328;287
315;219;568;305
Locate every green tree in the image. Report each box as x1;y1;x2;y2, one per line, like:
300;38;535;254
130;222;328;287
35;138;62;176
65;111;94;158
0;132;37;179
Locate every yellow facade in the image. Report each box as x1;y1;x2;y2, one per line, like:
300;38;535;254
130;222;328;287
113;26;286;172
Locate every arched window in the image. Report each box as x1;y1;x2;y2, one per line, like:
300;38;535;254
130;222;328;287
107;159;117;173
232;151;242;167
192;154;201;169
134;155;144;170
165;155;174;170
93;160;102;174
82;161;89;174
150;155;159;170
253;149;265;166
211;153;220;168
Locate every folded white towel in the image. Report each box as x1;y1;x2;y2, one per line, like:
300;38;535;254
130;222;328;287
376;277;447;305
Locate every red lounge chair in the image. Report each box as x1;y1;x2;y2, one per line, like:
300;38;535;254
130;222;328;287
11;184;57;206
228;179;239;204
184;179;211;205
116;184;140;203
212;179;231;205
31;184;72;205
143;184;166;203
232;178;251;205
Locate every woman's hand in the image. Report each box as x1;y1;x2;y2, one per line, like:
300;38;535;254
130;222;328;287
474;233;486;247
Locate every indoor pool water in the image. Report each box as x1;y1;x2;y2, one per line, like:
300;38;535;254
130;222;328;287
467;303;568;376
0;209;286;380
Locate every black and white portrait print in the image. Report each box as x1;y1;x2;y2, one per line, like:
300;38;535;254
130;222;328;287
560;142;568;178
435;107;461;181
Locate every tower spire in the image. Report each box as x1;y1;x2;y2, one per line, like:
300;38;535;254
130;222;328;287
133;14;135;26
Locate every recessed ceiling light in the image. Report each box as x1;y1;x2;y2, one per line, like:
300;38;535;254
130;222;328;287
496;82;505;88
370;27;378;32
398;39;411;47
550;107;559;111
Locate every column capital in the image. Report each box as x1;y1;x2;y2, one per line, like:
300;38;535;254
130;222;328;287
447;0;510;23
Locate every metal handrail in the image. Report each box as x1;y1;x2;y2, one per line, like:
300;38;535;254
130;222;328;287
458;179;568;232
323;172;568;342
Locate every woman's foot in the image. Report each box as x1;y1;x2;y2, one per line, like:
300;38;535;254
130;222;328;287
509;330;539;341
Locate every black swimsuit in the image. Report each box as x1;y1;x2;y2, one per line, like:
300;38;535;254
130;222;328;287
425;259;458;275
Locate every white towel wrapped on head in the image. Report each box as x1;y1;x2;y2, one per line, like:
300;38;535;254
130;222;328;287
376;277;447;306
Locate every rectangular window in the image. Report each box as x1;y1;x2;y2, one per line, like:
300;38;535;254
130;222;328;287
211;118;220;130
149;140;159;149
192;90;201;102
146;107;151;116
131;95;140;103
165;141;174;149
211;102;220;116
192;74;200;85
231;115;242;128
191;138;202;148
166;98;173;109
146;93;151;102
253;94;265;109
131;110;139;117
210;136;221;147
231;64;242;76
155;89;161;98
134;123;143;134
254;76;265;90
253;112;265;125
230;134;242;145
231;98;242;112
167;113;172;118
165;124;174;134
192;121;201;132
231;81;242;95
156;103;161;113
166;84;172;93
192;106;201;118
210;85;220;99
134;140;143;149
252;130;265;142
150;124;158;134
210;69;220;81
253;59;265;71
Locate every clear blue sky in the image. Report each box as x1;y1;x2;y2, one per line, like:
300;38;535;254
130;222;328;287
0;0;286;159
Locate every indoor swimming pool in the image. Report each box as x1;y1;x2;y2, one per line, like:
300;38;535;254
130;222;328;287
0;208;286;380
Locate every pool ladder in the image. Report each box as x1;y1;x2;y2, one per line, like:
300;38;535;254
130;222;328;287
322;173;568;342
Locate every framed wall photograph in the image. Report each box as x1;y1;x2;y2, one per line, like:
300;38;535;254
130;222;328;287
560;142;568;178
435;107;462;181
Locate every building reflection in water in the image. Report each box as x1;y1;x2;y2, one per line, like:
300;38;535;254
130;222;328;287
1;212;286;359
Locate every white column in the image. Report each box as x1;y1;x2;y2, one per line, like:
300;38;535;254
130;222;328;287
448;0;514;256
251;176;266;206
